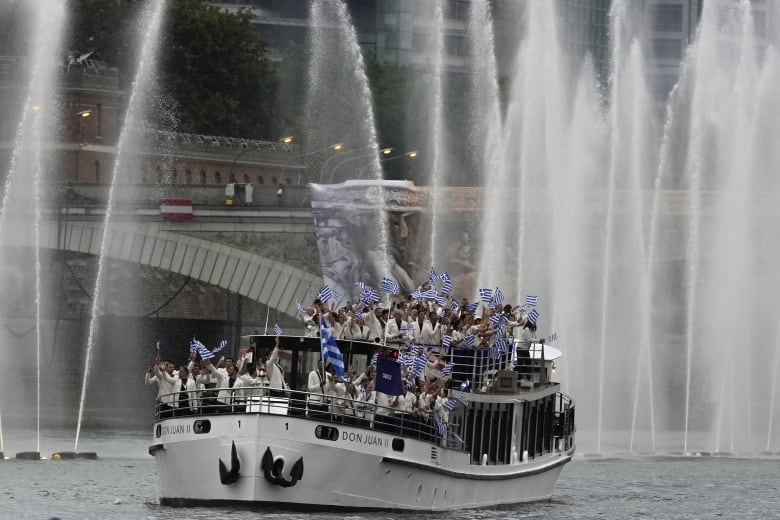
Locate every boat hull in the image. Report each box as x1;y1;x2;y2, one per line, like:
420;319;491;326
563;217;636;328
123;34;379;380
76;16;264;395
150;413;572;511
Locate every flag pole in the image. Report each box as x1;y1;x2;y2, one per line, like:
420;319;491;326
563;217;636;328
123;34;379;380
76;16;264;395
264;306;270;335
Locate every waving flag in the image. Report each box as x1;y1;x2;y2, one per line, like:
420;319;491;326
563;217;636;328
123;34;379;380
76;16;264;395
296;300;307;315
398;351;414;366
433;293;445;306
464;334;476;347
490;312;508;327
320;320;345;377
525;295;539;307
441;362;453;378
428;267;438;284
380;277;400;295
435;418;448;438
361;287;380;305
273;324;282;336
442;334;452;347
493;288;505;305
317;286;333;303
449;299;459;311
465;302;479;313
478;288;493;304
527;309;540;325
212;339;228;354
412;352;428;375
420;288;437;300
333;289;343;302
370;352;379;366
411;289;423;299
439;272;452;294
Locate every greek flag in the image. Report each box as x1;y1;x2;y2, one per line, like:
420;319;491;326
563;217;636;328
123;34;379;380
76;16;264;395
443;398;460;411
191;339;214;361
399;351;414;367
273;324;282;336
353;310;364;320
190;338;206;352
212;339;228;354
493;288;505;305
320;320;345;377
490;312;508;326
548;332;558;343
464;334;476;347
380;277;400;295
465;301;479;313
411;289;423;299
317;285;333;303
478;288;493;303
412;352;427;375
296;300;307;315
458;394;469;406
441;361;453;378
421;288;437;300
439;272;452;294
525;294;539;307
442;334;452;347
449;299;459;311
429;267;438;284
527;309;540;325
370;352;379;366
333;289;343;302
361;287;380;305
435;418;448;438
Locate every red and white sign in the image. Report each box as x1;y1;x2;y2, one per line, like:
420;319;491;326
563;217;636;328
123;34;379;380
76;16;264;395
160;199;193;221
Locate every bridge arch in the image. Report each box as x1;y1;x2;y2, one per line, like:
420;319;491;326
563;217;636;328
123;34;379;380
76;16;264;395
37;219;321;320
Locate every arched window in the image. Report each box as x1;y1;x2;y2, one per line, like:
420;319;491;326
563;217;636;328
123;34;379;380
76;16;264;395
200;170;206;184
215;171;222;184
271;176;278;185
185;169;192;184
228;172;236;183
243;174;249;183
285;177;292;185
256;175;264;185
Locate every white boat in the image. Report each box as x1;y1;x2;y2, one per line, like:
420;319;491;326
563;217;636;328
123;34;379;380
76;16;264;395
149;335;575;511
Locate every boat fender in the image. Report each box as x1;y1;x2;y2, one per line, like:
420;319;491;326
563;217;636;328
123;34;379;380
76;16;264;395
218;441;241;485
261;447;304;488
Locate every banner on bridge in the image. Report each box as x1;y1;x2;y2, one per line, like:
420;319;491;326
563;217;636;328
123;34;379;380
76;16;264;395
160;199;193;221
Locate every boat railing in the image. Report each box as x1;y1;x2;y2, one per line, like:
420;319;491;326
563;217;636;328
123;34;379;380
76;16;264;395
553;392;576;452
154;386;467;451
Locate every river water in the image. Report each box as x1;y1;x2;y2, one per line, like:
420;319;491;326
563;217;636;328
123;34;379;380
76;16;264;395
1;429;778;519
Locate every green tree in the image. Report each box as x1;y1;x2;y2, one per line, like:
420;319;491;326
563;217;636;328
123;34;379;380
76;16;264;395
158;0;278;138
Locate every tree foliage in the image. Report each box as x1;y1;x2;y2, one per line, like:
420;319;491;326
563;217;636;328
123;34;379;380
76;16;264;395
65;0;278;139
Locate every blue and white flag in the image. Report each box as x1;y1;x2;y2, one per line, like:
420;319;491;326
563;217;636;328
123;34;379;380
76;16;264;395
547;332;558;343
527;309;540;325
441;361;453;378
296;300;307;315
317;285;333;303
439;272;452;294
333;289;343;302
428;267;438;284
490;312;508;327
190;338;206;352
478;288;493;304
433;293;445;306
353;310;364;320
493;288;505;305
525;294;539;307
465;301;479;313
361;287;380;305
320;320;345;377
435;418;448;438
355;281;365;290
443;398;459;411
398;351;414;367
449;299;459;311
411;289;423;299
442;334;452;347
464;334;476;347
420;288;437;300
457;394;469;406
273;324;282;336
412;352;427;375
212;339;228;354
370;352;379;366
380;277;400;295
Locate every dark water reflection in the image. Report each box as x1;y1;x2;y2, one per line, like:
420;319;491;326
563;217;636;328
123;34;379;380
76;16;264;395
1;430;778;519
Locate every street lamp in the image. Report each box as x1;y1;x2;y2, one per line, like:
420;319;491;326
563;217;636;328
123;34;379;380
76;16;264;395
357;150;419;180
284;142;344;185
324;147;393;184
319;143;386;183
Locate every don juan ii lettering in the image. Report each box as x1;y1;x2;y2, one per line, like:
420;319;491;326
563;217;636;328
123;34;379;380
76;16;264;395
341;431;389;447
161;424;191;436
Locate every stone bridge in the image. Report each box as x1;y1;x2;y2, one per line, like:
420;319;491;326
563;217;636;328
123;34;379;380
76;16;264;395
6;184;322;320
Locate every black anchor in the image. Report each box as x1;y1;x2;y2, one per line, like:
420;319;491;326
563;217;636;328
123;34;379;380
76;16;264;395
218;441;241;485
261;446;304;488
